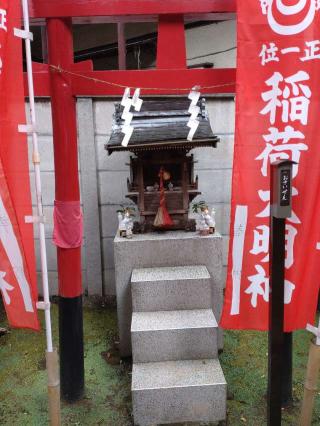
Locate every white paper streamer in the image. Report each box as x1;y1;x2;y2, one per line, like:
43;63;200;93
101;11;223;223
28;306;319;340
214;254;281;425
187;86;201;141
132;88;143;111
121;87;143;147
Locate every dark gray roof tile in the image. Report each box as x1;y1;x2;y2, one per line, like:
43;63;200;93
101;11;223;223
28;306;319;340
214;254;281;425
106;98;219;154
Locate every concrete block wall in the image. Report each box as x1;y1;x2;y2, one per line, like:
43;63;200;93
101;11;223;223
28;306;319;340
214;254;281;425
28;96;234;296
94;100;132;295
194;99;235;282
26;101;57;295
26;100;86;295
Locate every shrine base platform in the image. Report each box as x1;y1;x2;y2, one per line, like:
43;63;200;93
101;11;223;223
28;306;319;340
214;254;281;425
115;231;227;424
114;231;224;357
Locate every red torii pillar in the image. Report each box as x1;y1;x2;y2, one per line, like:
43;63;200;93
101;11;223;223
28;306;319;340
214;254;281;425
47;18;84;401
157;14;186;69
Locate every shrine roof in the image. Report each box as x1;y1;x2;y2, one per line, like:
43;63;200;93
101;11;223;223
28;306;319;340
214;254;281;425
105;98;219;154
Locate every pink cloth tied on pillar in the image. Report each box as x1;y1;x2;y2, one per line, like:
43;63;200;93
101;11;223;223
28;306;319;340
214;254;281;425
53;200;83;248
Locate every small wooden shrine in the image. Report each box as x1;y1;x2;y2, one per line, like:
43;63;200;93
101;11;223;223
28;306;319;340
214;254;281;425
106;98;219;232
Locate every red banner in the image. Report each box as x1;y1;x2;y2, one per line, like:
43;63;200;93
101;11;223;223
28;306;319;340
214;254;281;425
0;0;39;330
221;0;320;331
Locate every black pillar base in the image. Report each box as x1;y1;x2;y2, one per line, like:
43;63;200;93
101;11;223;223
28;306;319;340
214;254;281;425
59;295;84;402
282;332;293;407
267;217;285;426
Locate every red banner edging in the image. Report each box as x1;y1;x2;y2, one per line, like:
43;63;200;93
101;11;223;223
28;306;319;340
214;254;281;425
221;0;320;331
0;0;39;330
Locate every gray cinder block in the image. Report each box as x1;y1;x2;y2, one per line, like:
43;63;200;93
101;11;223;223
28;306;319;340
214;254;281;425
30;171;55;206
99;170;131;205
25;100;53;135
131;309;218;363
93;100;116;135
131;265;212;312
78;98;103;296
132;359;227;425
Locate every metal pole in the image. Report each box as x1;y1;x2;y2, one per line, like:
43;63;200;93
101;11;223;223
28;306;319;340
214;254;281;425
267;215;285;426
21;0;53;354
282;332;293;406
46;17;84;402
20;1;60;424
267;160;295;426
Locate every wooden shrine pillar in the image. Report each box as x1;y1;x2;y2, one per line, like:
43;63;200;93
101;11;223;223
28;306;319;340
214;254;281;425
157;15;187;69
46;18;84;402
117;23;126;70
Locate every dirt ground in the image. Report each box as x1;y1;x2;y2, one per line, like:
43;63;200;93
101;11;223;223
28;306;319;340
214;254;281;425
0;300;319;426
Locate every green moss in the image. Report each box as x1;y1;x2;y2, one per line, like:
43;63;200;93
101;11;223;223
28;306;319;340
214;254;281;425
1;304;319;425
0;303;131;426
220;327;320;425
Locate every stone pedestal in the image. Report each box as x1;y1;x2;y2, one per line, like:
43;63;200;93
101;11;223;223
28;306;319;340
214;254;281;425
114;231;223;357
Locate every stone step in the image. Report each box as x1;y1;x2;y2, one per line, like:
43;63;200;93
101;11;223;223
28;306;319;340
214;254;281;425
131;265;212;312
132;358;227;425
131;309;218;363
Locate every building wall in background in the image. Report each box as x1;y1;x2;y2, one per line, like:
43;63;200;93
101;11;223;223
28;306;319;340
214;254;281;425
27;19;236;295
186;20;236;68
73;19;236;70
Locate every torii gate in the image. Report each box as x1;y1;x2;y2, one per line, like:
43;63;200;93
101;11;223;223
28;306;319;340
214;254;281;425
26;0;236;401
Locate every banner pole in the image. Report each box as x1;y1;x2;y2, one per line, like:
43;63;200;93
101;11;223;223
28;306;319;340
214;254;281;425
20;1;61;424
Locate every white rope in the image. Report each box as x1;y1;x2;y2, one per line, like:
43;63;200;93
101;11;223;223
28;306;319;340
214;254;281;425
49;64;236;92
19;0;53;353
